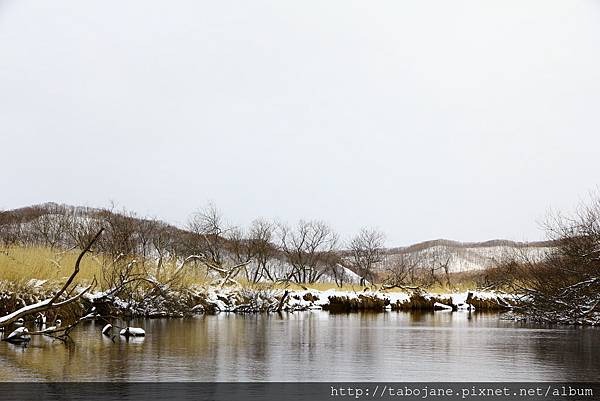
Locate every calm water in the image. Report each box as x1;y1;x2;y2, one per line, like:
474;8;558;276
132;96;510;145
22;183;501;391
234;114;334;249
1;311;599;382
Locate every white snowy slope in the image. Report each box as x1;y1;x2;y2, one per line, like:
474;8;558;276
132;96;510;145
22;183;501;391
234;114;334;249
382;240;553;273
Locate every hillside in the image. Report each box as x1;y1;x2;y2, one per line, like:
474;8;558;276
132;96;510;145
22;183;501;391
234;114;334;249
385;239;553;273
0;203;555;283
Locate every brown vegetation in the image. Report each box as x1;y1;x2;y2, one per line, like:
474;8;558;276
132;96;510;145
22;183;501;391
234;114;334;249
484;194;600;324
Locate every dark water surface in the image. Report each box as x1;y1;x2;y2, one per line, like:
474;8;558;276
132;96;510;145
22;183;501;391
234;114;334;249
1;311;598;381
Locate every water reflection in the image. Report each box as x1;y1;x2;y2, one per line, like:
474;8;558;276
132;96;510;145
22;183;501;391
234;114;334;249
1;312;599;381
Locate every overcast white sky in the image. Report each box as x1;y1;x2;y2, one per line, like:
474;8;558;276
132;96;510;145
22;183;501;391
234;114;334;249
1;1;599;246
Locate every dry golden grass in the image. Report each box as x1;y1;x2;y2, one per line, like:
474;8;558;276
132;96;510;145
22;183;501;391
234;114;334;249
299;282;369;292
155;258;212;288
425;281;479;294
0;245;103;287
271;281;478;294
0;246;478;294
249;281;374;293
0;246;215;291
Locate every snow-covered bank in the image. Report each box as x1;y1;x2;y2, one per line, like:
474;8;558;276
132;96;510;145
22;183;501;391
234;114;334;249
285;288;513;312
0;281;514;324
80;286;513;316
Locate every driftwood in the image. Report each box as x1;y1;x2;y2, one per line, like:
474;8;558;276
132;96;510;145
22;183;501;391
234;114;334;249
0;229;104;329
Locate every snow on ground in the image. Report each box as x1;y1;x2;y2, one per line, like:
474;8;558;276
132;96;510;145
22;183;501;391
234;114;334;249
318;265;364;285
63;282;513;317
382;244;553;273
26;279;47;288
283;288;504;310
197;285;509;312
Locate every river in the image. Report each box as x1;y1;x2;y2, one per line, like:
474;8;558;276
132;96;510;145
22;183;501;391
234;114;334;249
1;311;598;381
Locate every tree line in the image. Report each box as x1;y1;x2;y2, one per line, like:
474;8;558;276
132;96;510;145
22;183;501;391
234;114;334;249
0;202;514;290
0;202;394;287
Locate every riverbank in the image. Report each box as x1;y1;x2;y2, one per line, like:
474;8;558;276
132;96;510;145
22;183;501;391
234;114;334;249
0;280;513;324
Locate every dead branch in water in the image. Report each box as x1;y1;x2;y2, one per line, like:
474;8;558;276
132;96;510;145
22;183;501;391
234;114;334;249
0;229;104;329
276;290;289;312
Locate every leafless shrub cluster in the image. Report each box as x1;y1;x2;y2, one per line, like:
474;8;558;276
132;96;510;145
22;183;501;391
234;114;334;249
487;194;600;324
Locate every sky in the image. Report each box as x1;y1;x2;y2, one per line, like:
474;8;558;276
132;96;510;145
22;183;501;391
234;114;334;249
1;0;599;246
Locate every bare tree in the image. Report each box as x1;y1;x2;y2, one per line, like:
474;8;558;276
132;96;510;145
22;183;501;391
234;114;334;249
29;204;69;249
151;221;177;281
247;219;277;283
422;246;452;288
279;220;339;284
382;253;419;289
328;263;345;287
0;209;10;247
64;207;104;250
188;203;227;267
228;219;278;283
187;203;249;286
500;193;600;324
134;217;158;268
97;207;139;261
349;228;385;286
325;259;350;288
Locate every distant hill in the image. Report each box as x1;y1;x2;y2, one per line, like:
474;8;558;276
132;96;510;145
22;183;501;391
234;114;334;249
384;238;554;273
1;203;555;276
